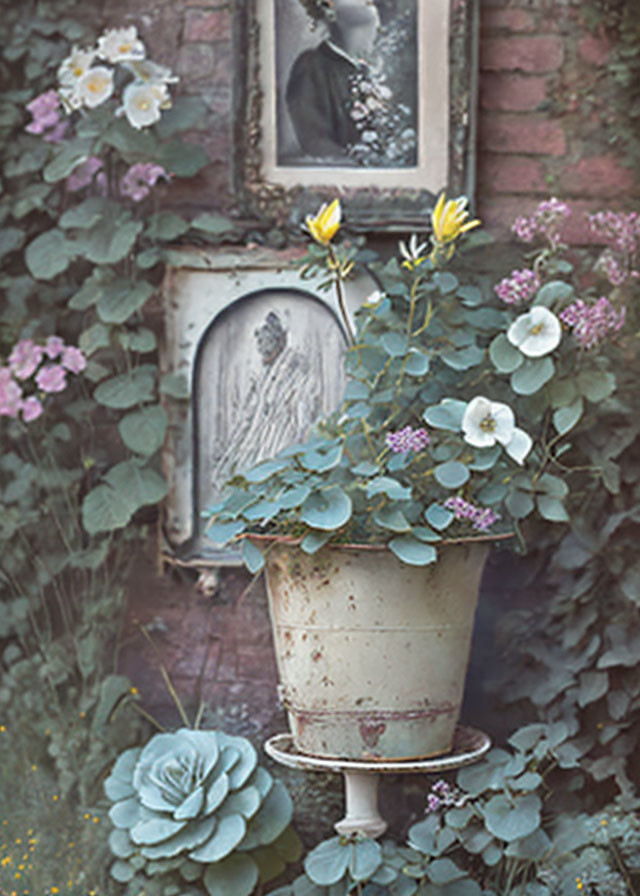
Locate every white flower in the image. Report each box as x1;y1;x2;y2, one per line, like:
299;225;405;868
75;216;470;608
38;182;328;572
118;81;169;129
77;66;114;108
126;58;179;85
58;46;96;87
462;396;532;465
97;26;146;63
507;305;562;357
399;233;428;270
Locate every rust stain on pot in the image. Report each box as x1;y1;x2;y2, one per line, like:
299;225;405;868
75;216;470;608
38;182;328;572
311;650;323;662
359;721;386;748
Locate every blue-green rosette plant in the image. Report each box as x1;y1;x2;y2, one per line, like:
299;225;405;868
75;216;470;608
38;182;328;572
206;194;623;571
104;727;301;895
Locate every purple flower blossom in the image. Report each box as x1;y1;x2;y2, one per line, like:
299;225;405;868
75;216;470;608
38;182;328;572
512;198;571;248
589;210;640;286
36;364;67;394
44;335;65;359
0;373;23;418
385;426;431;454
120;162;170;202
25;90;68;142
426;794;442;813
8;339;44;380
61;345;87;374
444;496;501;531
67;156;105;192
21;396;43;423
494;268;541;306
559;297;626;350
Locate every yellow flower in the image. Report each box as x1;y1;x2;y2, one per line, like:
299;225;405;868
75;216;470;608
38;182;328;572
305;199;341;245
431;192;480;248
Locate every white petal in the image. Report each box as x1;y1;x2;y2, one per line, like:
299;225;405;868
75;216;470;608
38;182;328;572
490;402;516;445
462;396;496;447
507;306;562;358
505;427;533;464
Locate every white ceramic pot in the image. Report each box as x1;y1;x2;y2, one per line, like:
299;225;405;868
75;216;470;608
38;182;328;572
259;538;489;761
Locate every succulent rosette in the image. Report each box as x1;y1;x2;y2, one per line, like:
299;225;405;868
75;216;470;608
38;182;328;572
105;728;300;894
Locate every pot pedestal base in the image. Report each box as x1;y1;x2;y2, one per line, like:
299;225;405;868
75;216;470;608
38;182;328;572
264;726;491;839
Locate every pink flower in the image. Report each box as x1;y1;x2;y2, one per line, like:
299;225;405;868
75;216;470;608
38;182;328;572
443;496;501;531
0;376;23;418
21;396;44;423
120;162;170;202
67;156;104;191
385;426;431;454
8;339;44;380
494;268;541;305
512;198;571;248
25;90;63;137
44;336;66;359
559;297;626;350
36;364;67;393
61;345;87;373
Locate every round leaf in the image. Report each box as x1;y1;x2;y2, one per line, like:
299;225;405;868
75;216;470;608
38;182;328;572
434;461;470;489
553;398;583;434
300;487;352;531
510;357;555;396
203;854;259;896
481;794;541;842
389;536;437;566
82;484;132;535
349;838;382;882
304;836;350;886
189;814;246;862
25;229;72;280
489;333;523;374
118;405;167;456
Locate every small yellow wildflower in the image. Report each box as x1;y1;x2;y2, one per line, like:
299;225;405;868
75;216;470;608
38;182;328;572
13;872;21;879
0;725;6;732
51;888;60;894
15;839;21;845
2;855;12;866
575;877;583;891
83;813;91;820
430;192;480;262
92;816;100;823
601;818;608;825
30;765;37;771
130;686;139;695
305;199;341;246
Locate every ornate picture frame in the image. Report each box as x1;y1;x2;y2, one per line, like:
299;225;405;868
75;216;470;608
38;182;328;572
232;0;478;232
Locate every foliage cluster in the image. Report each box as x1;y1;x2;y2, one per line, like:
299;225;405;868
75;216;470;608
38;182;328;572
272;725;640;894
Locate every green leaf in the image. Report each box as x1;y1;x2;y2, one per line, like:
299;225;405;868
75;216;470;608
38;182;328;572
300;487;352;531
74;215;143;265
109;796;141;829
434;271;458;294
300;530;332;554
510;357;555;395
577;670;608;707
159;372;190;399
427;858;467;884
59;197;113;230
389;536;437;566
535;279;574;306
440;344;485;371
381;332;408;357
82;484;133;535
374;506;411;532
191;212;236;234
553;397;583;434
205;518;245;545
536;495;569;522
489;333;523;374
300;443;342;472
243;458;290;483
70;274;104;310
481;794;541;842
118;405;168;455
242;781;293;848
120;328;157;353
577;369;616;402
43;139;92;182
156;96;211;138
505;489;535;520
425;503;454;530
97;280;155;324
104;461;168;511
25;228;72;279
434;461;470;489
93;366;156;408
145;211;190;241
366;477;412;501
108;828;135;859
349;838;382;882
79;322;111;356
304;836;350;886
423;399;466;431
0;227;25;260
159;140;211;177
203;854;259;896
243;538;265;573
457;284;483;306
404;349;430;376
110;859;135;882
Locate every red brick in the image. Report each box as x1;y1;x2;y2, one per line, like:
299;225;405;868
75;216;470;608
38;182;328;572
184;8;232;42
480;72;548;111
481;36;564;73
479;114;567;156
479;154;548;193
559;155;637;198
477;197;619;245
482;9;537;32
578;33;613;67
237;647;278;681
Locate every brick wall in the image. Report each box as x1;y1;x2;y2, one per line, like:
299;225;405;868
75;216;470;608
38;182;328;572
477;0;638;241
101;0;639;243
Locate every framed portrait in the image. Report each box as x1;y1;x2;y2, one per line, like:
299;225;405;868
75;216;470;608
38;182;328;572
232;0;478;231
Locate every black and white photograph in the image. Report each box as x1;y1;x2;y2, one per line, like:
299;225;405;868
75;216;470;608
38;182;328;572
275;0;419;168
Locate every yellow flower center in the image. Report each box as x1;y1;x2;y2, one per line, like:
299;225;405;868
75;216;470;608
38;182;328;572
138;99;150;110
73;66;84;77
118;43;133;53
530;322;545;335
479;415;496;433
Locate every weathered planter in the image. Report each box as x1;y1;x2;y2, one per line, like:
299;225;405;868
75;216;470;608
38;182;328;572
257;537;489;761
